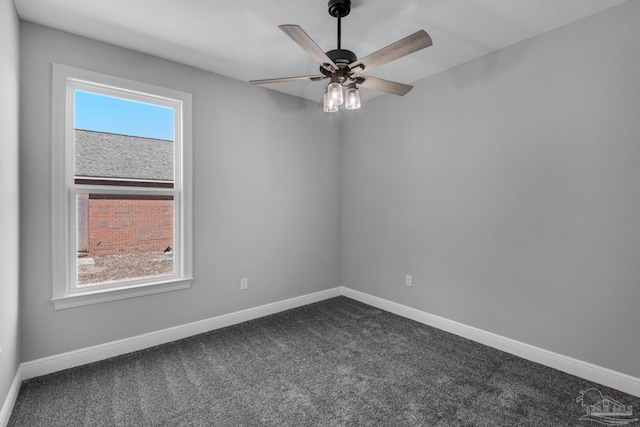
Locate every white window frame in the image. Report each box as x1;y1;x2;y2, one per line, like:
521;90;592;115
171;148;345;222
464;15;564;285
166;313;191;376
52;63;193;310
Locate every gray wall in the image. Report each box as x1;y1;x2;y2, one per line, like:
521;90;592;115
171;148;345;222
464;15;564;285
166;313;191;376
0;0;21;410
342;0;640;378
20;22;341;361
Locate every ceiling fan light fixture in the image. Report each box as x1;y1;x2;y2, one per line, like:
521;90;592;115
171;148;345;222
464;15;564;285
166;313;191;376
327;81;343;105
323;90;338;113
345;83;361;110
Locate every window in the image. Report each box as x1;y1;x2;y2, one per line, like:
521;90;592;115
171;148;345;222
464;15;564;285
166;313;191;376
52;64;193;309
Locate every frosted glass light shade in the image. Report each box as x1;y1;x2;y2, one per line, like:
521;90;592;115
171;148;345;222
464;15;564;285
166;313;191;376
327;82;343;105
323;90;338;113
345;84;361;110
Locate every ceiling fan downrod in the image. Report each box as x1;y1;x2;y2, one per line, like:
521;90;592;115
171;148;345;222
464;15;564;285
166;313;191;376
328;0;350;49
337;13;341;49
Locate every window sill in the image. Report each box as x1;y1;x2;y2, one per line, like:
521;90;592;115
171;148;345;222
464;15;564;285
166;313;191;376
52;277;193;310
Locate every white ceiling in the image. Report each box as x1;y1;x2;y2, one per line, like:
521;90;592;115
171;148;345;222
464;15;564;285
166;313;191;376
14;0;627;103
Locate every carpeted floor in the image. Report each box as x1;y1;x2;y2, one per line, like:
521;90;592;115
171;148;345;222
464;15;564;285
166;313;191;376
8;297;639;426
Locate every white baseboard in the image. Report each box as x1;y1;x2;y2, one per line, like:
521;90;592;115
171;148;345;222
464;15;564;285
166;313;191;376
341;287;640;398
0;366;23;427
21;287;342;381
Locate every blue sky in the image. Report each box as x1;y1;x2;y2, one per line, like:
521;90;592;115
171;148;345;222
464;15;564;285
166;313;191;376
74;90;175;141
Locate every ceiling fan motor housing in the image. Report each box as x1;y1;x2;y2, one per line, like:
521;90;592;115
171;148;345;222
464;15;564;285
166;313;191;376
320;48;358;78
326;49;357;65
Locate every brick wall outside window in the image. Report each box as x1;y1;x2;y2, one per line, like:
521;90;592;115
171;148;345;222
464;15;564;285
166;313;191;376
86;195;173;257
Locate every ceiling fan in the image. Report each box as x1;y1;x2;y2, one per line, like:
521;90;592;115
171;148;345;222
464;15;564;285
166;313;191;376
250;0;433;112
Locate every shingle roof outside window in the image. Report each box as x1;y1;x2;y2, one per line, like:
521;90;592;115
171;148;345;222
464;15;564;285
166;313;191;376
74;129;174;182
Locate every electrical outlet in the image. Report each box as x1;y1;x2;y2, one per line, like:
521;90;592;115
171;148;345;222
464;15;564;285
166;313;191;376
240;277;248;290
405;274;412;287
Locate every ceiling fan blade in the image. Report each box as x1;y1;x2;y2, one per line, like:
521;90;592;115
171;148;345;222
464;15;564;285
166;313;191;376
349;30;432;73
279;25;338;72
357;75;413;96
250;75;326;85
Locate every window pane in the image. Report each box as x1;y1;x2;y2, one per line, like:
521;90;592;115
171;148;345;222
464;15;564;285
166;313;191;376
74;91;175;186
76;193;175;286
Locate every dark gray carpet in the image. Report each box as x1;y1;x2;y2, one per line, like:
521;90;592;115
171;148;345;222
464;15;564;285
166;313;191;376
8;297;639;426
